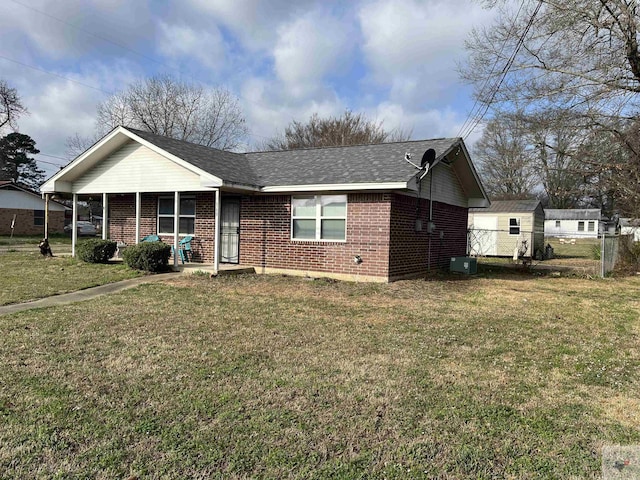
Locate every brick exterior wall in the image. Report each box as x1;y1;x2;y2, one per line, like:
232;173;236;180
107;191;469;281
0;208;65;235
389;193;469;280
239;193;392;280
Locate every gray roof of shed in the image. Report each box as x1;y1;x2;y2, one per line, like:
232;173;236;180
470;199;540;213
544;209;601;220
128;128;461;187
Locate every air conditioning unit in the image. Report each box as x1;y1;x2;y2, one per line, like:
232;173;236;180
450;257;477;274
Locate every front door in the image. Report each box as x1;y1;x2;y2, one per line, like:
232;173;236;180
220;198;240;263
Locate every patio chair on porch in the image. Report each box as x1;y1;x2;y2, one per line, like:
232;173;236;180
179;235;194;263
141;234;161;242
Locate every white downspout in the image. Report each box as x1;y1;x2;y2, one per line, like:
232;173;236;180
214;189;220;274
174;191;180;268
72;193;78;257
135;192;141;244
102;193;108;240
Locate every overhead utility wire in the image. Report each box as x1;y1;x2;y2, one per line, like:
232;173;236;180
460;0;543;140
456;0;526;139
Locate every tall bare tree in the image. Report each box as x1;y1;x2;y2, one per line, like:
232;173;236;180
0;79;27;132
463;0;640;212
67;75;248;157
474;112;538;199
262;110;412;150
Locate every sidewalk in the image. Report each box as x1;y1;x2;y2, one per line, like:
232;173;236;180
0;272;180;316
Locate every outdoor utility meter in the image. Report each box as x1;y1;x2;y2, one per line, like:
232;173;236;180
427;221;436;234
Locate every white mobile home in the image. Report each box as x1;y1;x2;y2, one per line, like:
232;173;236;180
544;209;601;238
469;199;545;258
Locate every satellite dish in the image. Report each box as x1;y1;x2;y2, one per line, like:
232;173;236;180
421;149;436;168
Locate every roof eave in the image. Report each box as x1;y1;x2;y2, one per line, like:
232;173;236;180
260;182;409;193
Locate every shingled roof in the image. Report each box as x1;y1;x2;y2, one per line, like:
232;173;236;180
128;128;460;187
470;199;541;213
544;209;601;221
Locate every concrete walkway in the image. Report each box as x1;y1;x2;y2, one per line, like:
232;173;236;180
0;272;181;316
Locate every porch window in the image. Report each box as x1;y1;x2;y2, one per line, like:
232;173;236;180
292;195;347;241
158;196;195;235
34;209;44;226
509;217;520;235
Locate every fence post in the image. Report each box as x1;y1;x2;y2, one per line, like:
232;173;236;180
601;233;605;278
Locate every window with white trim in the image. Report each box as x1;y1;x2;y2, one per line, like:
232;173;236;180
158;196;195;235
555;220;561;228
578;221;585;232
292;195;347;241
509;217;520;235
588;221;595;232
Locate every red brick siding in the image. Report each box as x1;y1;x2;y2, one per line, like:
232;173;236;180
0;208;65;235
108;193;217;263
389;193;468;279
239;193;392;278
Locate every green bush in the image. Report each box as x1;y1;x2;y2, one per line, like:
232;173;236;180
122;242;171;272
76;239;117;264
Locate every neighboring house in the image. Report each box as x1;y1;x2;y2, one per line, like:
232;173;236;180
468;199;545;258
0;181;68;235
544;209;601;238
41;126;489;282
620;218;640;242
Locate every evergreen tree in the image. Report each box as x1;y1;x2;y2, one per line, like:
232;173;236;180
0;132;43;189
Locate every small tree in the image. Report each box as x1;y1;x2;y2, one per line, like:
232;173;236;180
0;79;27;132
263;110;412;150
0;132;43;189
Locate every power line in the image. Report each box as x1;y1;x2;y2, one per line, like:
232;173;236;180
456;0;526;139
0;55;113;95
459;0;544;140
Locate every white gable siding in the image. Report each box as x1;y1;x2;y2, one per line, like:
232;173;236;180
73;141;206;194
544;219;599;238
0;189;67;211
413;164;467;207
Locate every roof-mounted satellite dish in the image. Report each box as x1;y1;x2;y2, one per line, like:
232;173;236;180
421;149;436;168
405;148;437;181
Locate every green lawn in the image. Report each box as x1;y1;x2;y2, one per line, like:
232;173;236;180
0;252;141;305
545;237;600;259
1;273;639;478
0;234;72;246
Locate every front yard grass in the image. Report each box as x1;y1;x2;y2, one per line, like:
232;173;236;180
0;252;141;305
1;273;639;478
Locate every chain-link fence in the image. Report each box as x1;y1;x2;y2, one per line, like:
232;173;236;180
467;227;633;276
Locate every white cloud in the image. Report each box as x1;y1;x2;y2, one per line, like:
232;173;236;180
273;11;353;98
157;22;225;70
358;0;495;107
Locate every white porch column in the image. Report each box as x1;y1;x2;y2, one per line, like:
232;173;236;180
135;192;141;244
44;193;50;239
174;191;180;268
214;189;220;274
102;193;108;240
71;193;78;257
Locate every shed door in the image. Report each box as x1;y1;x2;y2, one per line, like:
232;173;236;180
220;199;240;264
469;216;497;256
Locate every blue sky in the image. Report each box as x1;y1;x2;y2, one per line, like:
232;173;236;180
0;0;496;178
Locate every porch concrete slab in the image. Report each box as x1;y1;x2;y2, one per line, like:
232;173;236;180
0;272;180;316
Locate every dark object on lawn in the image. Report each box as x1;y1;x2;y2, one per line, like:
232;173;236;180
38;238;53;257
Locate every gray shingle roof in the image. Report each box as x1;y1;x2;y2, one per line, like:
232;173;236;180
544;209;601;220
245;139;461;186
470;199;540;213
126;127;461;187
